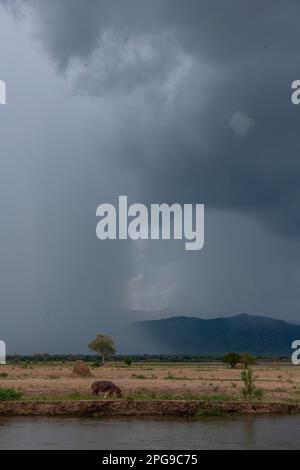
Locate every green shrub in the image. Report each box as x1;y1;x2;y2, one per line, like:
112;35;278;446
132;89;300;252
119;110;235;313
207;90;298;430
241;368;262;399
124;357;133;367
20;363;29;369
196;405;227;417
90;362;102;368
253;388;264;399
0;388;23;401
241;368;255;398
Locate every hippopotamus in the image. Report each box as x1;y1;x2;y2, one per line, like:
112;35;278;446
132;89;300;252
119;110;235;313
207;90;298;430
91;380;122;398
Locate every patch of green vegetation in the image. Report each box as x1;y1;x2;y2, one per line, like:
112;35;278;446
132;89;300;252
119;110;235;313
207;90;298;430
0;388;23;401
90;362;102;368
0;372;8;378
18;363;34;369
30;391;220;402
241;368;264;400
26;393;106;402
252;388;264;399
63;393;103;401
125;390;232;401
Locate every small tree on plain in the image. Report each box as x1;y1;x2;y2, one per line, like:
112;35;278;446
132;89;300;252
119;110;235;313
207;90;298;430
223;352;241;369
124;357;133;368
241;367;262;399
240;353;256;370
88;334;116;365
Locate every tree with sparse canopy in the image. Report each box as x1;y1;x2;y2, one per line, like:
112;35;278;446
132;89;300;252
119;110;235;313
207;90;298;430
88;334;116;364
124;357;133;367
240;352;256;369
223;352;241;369
241;368;256;398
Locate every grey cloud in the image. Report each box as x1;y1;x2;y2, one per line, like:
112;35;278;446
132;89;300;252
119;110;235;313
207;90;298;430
73;31;195;98
7;1;300;67
230;112;255;137
4;0;300;238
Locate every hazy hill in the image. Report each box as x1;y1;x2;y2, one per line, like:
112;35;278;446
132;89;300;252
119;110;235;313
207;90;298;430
127;313;300;356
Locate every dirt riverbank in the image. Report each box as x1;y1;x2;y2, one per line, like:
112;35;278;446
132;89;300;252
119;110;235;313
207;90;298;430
0;400;299;417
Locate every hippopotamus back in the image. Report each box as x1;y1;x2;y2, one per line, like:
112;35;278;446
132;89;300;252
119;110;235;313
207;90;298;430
91;380;122;397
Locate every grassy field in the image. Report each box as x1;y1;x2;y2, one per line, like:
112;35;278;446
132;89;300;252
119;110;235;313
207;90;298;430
0;361;299;403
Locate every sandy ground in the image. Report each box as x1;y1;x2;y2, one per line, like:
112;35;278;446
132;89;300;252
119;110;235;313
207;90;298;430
0;362;300;402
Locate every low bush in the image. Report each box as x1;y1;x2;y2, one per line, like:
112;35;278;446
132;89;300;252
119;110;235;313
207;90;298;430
0;388;23;401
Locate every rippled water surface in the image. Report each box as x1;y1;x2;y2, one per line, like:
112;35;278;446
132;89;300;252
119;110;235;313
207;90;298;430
0;415;300;449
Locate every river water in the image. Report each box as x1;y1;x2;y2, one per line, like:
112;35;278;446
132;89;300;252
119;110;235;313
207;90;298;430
0;415;299;450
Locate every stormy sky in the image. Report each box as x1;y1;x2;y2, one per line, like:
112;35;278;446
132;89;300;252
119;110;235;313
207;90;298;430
1;0;300;353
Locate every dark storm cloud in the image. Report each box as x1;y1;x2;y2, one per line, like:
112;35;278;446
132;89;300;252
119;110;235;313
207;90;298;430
0;6;139;353
8;1;300;66
4;0;300;237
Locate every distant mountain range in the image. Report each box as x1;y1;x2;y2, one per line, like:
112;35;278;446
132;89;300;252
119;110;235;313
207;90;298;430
125;313;300;356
